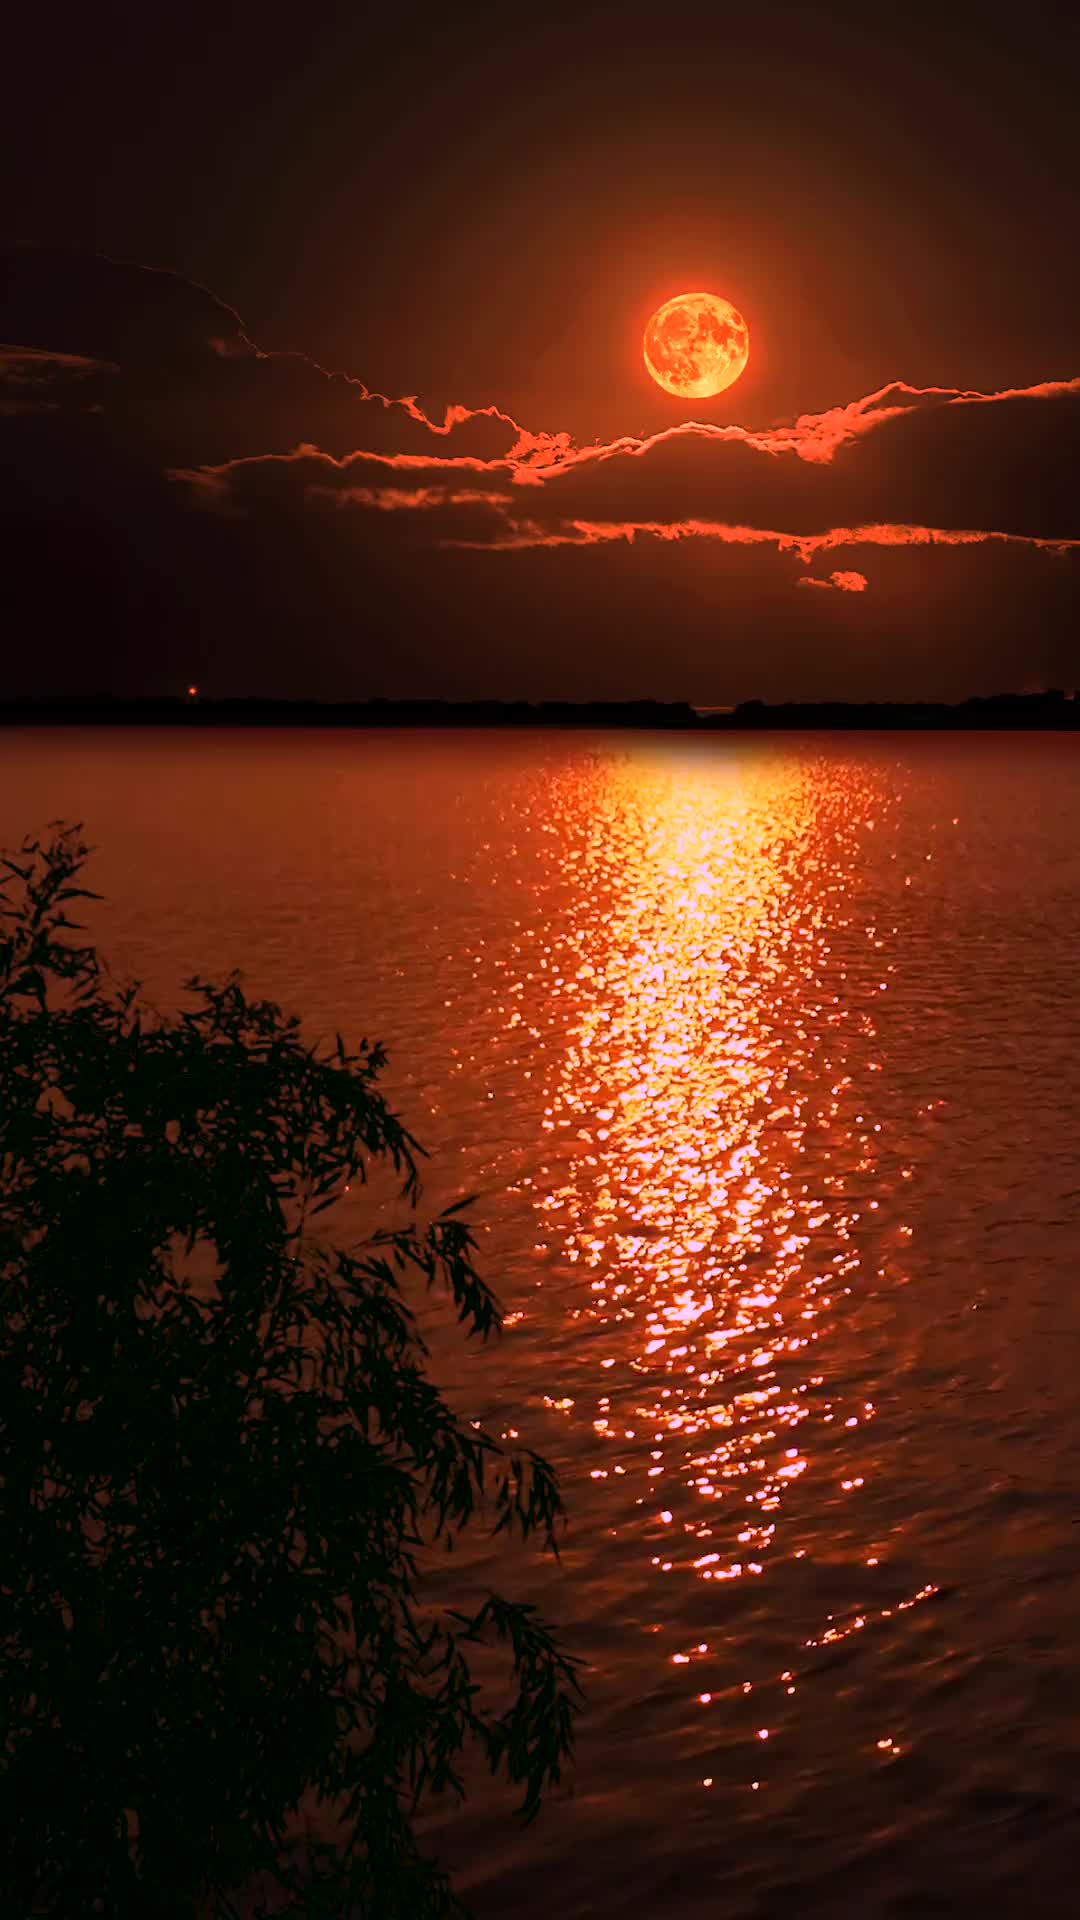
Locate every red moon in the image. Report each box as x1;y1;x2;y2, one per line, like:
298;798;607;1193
643;291;750;399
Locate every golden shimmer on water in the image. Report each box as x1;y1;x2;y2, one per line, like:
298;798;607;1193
514;744;919;1697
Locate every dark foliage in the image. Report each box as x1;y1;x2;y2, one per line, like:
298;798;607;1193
0;825;583;1916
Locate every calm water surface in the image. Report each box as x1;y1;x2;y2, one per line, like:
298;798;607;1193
4;729;1080;1918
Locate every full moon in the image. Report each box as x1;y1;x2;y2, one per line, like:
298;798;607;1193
643;291;750;399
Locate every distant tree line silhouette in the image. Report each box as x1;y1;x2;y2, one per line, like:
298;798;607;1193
0;690;1077;729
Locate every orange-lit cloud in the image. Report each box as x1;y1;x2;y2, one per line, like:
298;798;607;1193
0;344;118;415
797;570;868;592
167;374;1080;581
440;519;1079;557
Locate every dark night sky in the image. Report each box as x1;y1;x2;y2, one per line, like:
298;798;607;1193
3;0;1079;701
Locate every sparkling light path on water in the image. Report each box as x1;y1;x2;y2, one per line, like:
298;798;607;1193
497;746;936;1788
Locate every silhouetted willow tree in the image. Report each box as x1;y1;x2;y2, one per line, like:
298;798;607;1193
0;825;583;1918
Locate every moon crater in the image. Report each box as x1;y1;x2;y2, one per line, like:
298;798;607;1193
643;291;749;399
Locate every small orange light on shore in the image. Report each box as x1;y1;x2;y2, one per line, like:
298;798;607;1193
186;683;199;698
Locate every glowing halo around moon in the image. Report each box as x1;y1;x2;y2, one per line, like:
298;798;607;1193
643;290;749;399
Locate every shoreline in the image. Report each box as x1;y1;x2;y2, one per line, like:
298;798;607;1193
2;694;1079;732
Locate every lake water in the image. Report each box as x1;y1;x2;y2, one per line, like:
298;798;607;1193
4;728;1080;1918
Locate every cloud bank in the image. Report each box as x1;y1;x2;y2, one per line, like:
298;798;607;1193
2;246;1078;699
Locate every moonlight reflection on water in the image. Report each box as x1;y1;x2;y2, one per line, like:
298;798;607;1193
506;751;937;1756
